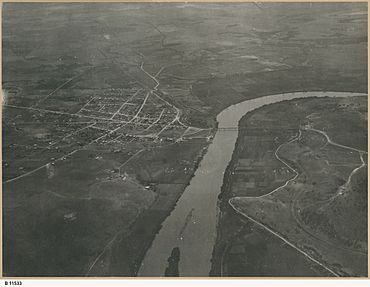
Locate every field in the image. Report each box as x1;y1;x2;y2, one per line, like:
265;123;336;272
2;3;367;276
213;96;367;277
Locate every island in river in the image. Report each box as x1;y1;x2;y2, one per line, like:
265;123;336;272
2;3;367;277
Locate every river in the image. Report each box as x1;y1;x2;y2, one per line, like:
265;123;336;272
137;91;365;277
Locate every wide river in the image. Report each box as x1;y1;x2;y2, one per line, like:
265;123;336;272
138;91;365;277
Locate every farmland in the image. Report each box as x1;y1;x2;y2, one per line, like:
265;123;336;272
2;3;367;276
213;96;367;276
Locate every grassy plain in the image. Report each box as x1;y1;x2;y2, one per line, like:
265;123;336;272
2;3;367;276
213;96;367;277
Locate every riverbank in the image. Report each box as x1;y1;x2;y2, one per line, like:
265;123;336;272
138;92;366;277
213;95;367;276
85;139;210;276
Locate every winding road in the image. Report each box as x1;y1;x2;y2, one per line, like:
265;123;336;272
228;119;367;277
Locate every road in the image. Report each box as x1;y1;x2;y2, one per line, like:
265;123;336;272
4;56;210;184
227;125;368;276
306;127;367;154
241;130;302;199
110;88;143;119
32;66;95;107
228;198;340;277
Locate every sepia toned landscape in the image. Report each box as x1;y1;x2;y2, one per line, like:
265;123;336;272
214;96;367;276
2;3;367;277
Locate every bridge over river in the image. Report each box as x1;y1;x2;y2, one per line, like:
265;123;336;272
138;91;366;277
